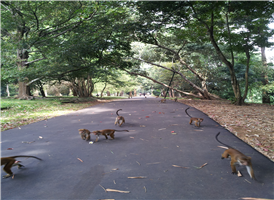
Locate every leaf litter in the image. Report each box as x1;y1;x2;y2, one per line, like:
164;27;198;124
178;99;274;161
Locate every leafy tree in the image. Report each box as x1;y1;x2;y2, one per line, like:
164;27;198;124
129;1;274;104
1;1;133;98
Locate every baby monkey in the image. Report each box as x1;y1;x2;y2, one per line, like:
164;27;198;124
215;132;256;180
185;107;203;127
114;109;125;127
1;155;42;178
79;129;91;141
92;129;129;142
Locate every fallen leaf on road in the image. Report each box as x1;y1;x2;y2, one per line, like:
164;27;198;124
198;163;207;169
145;116;149;118
7;148;13;150
128;176;146;179
240;198;272;200
140;125;145;127
105;189;130;193
172;165;189;169
158;128;166;130
144;186;147;192
22;141;35;144
130;137;134;139
218;146;229;149
146;162;160;165
77;158;83;162
237;171;242;177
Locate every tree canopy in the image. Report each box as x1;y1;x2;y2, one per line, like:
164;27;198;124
1;1;274;104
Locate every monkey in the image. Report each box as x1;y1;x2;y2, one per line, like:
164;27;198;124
185;107;203;127
174;97;177;102
159;99;166;103
78;129;91;141
114;109;125;127
1;155;42;178
155;96;159;98
92;129;129;142
215;132;255;180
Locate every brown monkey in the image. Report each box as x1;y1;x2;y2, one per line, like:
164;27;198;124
174;97;177;102
159;99;166;103
155;96;159;98
92;129;129;142
78;129;91;141
215;132;255;180
185;107;203;127
114;109;125;127
1;155;42;178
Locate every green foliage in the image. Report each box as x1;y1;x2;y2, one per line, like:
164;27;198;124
59;85;70;96
1;84;19;97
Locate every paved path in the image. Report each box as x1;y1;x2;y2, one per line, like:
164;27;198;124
1;97;274;199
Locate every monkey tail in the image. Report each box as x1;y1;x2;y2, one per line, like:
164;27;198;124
215;132;233;149
11;155;42;161
185;107;192;118
115;130;129;132
116;109;122;116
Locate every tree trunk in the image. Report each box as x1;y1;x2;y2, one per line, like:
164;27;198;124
6;85;10;97
168;90;172;98
101;82;107;97
70;76;94;97
37;81;46;97
193;10;243;105
17;49;30;99
261;47;270;103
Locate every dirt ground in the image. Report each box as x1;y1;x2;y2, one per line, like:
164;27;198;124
177;99;274;162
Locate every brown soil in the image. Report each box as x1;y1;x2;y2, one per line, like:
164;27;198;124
177;99;274;162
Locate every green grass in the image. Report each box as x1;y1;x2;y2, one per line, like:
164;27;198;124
1;96;124;131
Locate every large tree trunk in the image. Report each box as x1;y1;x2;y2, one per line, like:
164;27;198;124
261;47;270;103
69;75;94;97
17;49;30;99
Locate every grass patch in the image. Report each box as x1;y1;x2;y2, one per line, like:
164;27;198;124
1;96;123;131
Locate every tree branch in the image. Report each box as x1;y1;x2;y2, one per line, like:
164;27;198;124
122;69;202;99
131;57;204;93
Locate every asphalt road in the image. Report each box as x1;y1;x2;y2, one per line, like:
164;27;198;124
1;96;274;200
